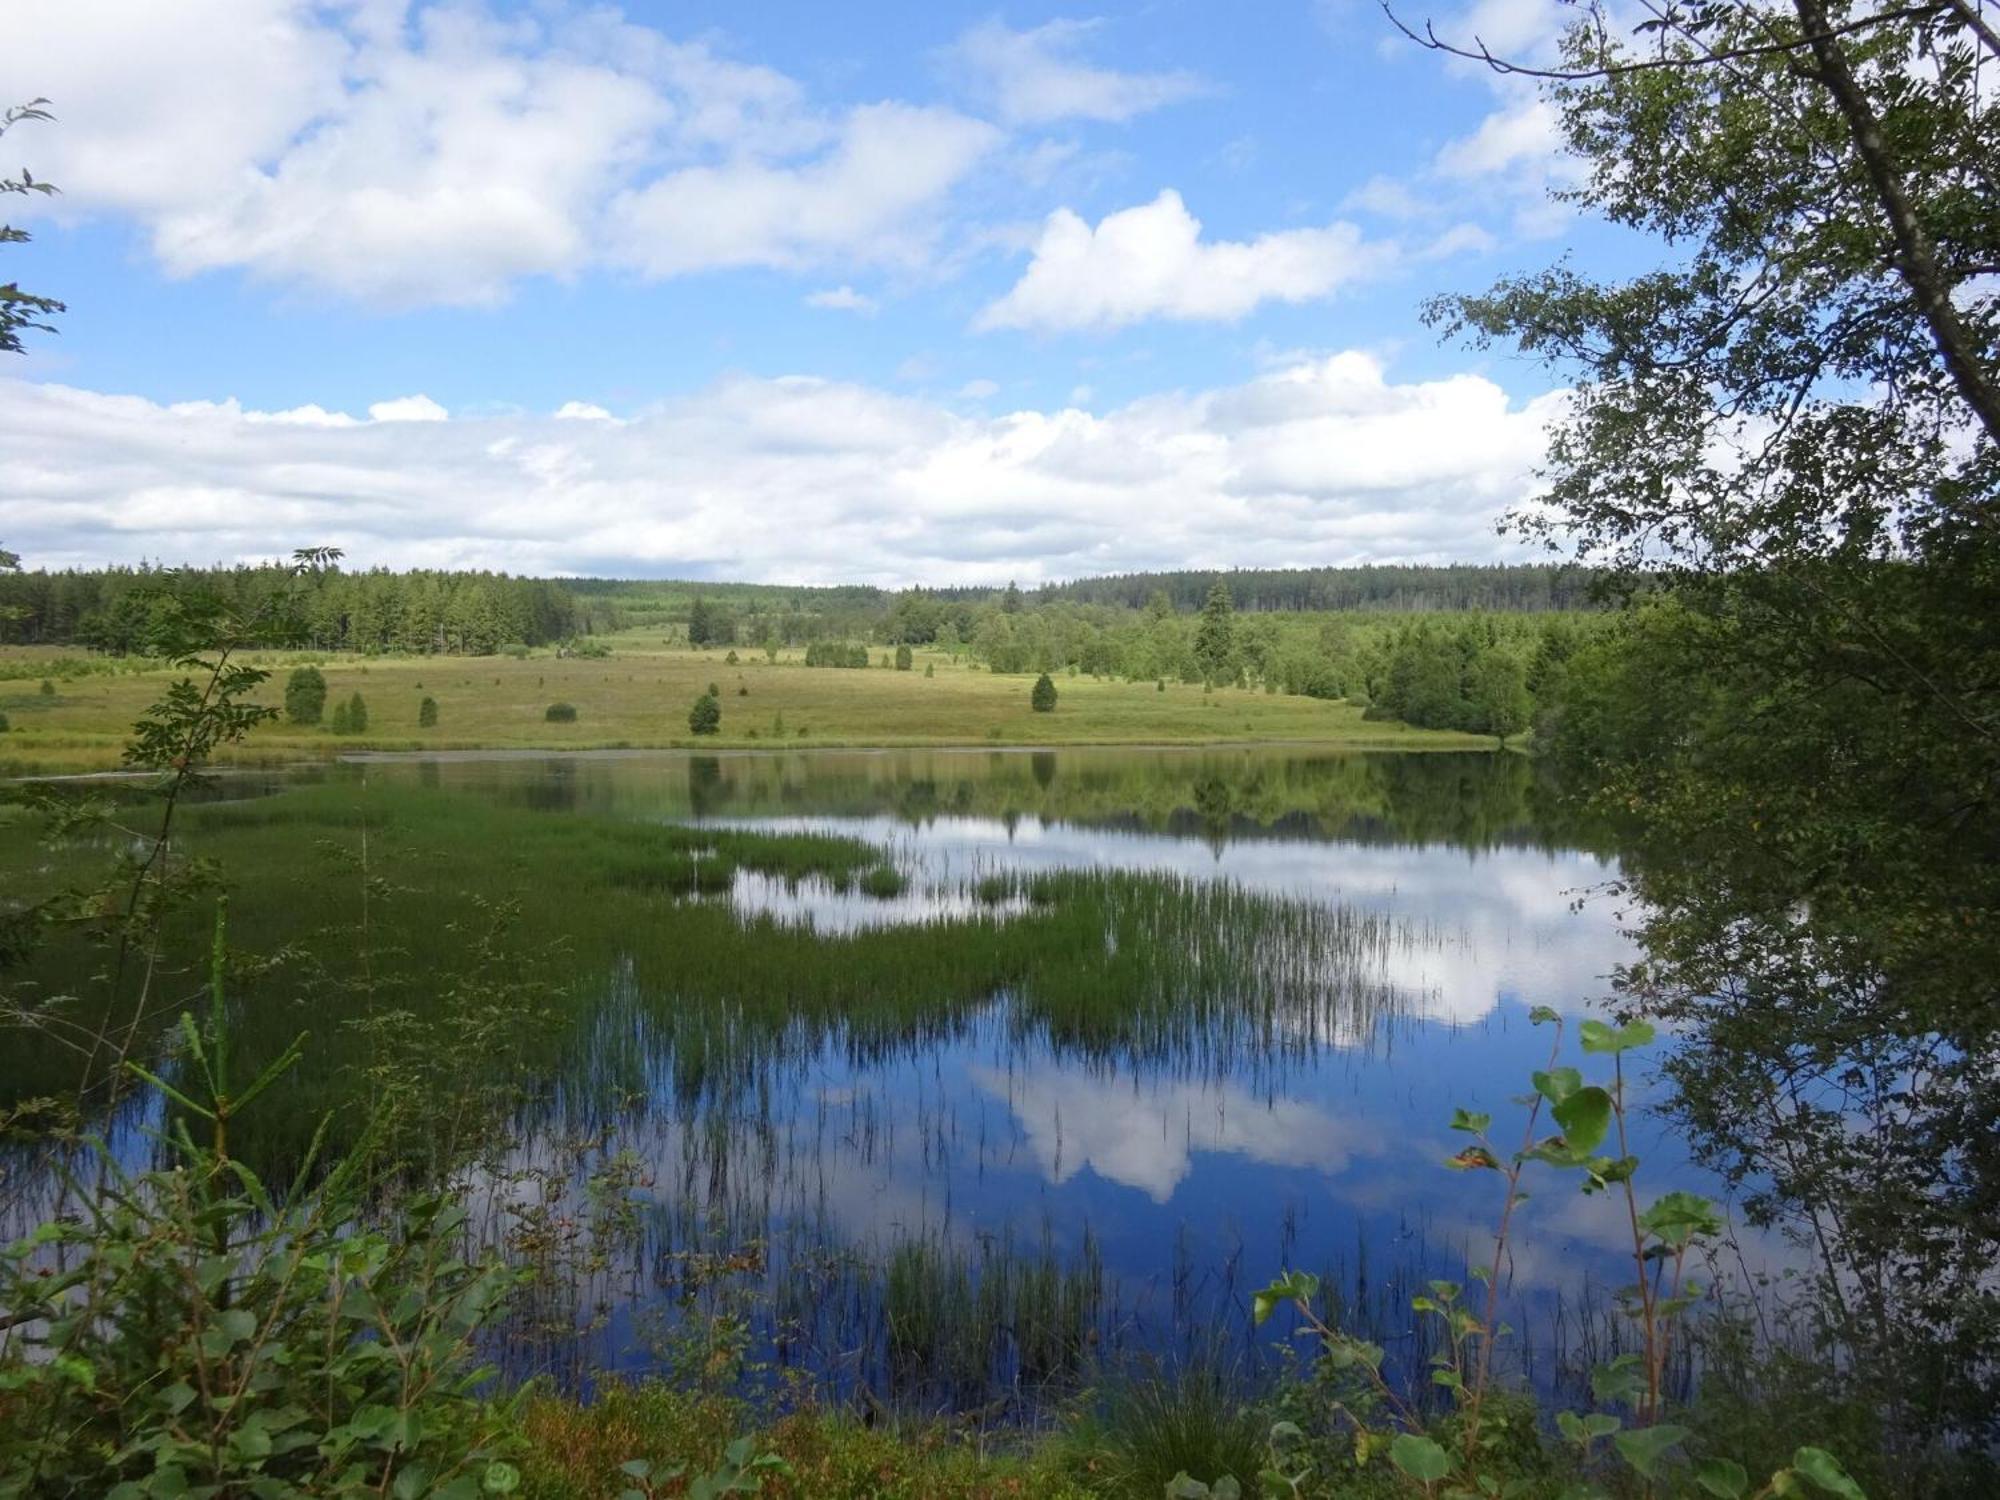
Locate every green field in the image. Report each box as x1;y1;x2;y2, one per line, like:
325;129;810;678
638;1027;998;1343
0;635;1494;774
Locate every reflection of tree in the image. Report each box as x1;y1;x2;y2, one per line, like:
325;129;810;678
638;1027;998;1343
687;756;724;819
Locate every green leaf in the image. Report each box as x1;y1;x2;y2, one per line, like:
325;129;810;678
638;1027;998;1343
1446;1145;1502;1171
1164;1474;1211;1499
1791;1447;1866;1500
1449;1108;1492;1134
1590;1354;1646;1408
1695;1458;1749;1498
1612;1424;1687;1479
1389;1434;1452;1483
1551;1087;1614;1155
483;1461;522;1495
1251;1271;1319;1325
1580;1019;1655;1054
619;1459;652;1479
1528;1005;1560;1025
1532;1067;1582;1104
1637;1190;1725;1248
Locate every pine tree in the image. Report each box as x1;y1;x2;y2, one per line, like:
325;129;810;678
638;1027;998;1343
418;695;439;728
284;666;327;725
1030;673;1057;713
345;692;368;733
688;692;721;736
1193;583;1236;685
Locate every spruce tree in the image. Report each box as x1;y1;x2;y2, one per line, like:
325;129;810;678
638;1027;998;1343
1030;673;1057;713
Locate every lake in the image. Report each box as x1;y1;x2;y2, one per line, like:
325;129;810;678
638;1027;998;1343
0;746;1774;1413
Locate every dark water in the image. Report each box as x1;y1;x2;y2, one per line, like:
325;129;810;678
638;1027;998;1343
2;747;1783;1410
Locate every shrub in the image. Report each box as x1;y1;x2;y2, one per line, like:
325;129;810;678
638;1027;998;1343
688;692;721;736
329;700;351;734
38;678;54;697
895;644;913;671
545;702;578;723
419;695;439;728
500;642;531;659
924;663;934;678
284;665;327;724
0;929;523;1499
344;692;368;733
1031;673;1058;713
0;711;9;733
724;649;739;665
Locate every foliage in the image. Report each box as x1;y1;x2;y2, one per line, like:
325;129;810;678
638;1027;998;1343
1031;673;1058;713
419;694;439;728
544;702;577;723
283;665;327;725
1242;1014;1871;1500
341;691;368;734
689;691;721;736
895;643;913;671
1;98;64;357
0;911;524;1498
1420;0;2000;1454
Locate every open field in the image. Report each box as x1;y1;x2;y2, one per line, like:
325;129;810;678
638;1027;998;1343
0;637;1496;774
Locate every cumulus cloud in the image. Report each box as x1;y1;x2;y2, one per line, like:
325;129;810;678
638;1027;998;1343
367;394;450;423
977;190;1384;332
0;354;1561;581
4;1;994;304
805;285;879;314
945;18;1206;125
606;104;998;278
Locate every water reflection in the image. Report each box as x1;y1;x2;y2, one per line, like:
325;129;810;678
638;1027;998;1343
8;746;1770;1411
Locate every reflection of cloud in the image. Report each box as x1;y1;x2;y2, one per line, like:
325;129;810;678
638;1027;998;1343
971;1061;1375;1203
721;813;1630;1029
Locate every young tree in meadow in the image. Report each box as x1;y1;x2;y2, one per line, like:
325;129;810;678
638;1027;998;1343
1030;673;1057;713
343;692;368;734
894;644;912;671
688;691;721;736
418;695;439;728
1192;583;1236;685
284;666;327;725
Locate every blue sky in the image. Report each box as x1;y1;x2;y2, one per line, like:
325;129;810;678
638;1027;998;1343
0;0;1610;583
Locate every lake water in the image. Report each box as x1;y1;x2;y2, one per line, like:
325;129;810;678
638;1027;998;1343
1;747;1777;1411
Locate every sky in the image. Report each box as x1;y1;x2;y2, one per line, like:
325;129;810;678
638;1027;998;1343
0;0;1619;585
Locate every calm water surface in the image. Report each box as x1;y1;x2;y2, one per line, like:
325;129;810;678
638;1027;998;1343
6;747;1779;1407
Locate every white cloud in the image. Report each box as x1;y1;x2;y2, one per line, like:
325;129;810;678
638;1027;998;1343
367;394;450;423
554;401;615;421
605;103;998;278
3;1;994;304
945;18;1205;125
977;190;1384;332
0;353;1563;582
805;285;879;314
956;378;1000;400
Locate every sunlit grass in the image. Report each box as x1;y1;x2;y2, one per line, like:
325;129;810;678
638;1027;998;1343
0;640;1493;774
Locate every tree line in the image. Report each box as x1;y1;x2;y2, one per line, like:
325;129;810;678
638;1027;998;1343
0;563;582;655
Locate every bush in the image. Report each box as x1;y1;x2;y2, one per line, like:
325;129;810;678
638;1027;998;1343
545;702;578;723
38;678;54;697
419;695;439;728
895;644;913;671
344;692;368;734
1031;673;1058;713
0;938;523;1498
284;665;327;724
688;692;721;736
330;700;351;734
0;711;9;733
500;641;531;659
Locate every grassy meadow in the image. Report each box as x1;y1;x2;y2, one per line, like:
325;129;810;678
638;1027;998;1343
0;634;1494;774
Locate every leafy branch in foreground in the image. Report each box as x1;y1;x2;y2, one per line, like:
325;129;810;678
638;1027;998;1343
1174;1012;1871;1500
